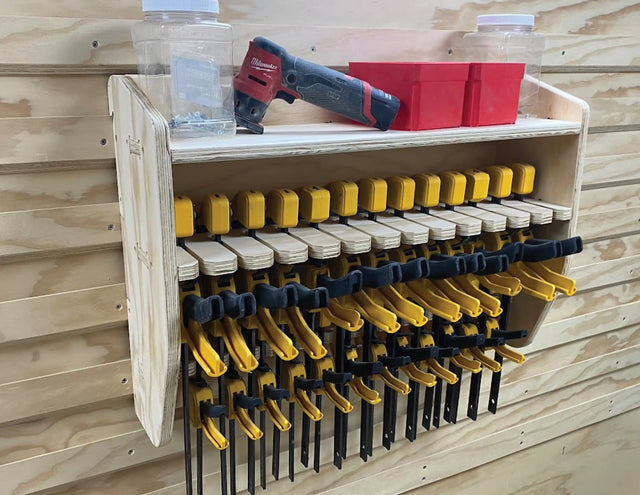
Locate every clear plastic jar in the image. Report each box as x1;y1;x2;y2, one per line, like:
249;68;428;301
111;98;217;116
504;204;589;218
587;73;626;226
462;14;546;118
132;0;235;138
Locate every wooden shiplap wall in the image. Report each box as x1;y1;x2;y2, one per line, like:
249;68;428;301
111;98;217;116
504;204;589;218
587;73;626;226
1;2;639;494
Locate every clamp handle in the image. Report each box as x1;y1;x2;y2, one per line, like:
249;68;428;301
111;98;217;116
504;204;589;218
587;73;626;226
317;271;363;298
287;282;329;310
356;262;402;288
219;291;256;319
254;283;298;309
313;357;354;413
182;294;224;325
424;256;465;279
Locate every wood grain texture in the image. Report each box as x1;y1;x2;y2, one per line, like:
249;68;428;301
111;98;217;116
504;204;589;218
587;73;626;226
0;325;129;385
571;254;640;291
0;116;114;165
0;203;121;262
21;353;640;495
0;284;127;344
577;207;640;241
572;233;640;267
543;72;640;99
0;359;132;425
0;397;137;465
580;183;640;214
0;248;124;302
545;280;640;323
586;129;640;156
109;75;179;447
405;407;640;495
0;167;117;212
583;152;640;186
0;75;109;117
1;17;640;73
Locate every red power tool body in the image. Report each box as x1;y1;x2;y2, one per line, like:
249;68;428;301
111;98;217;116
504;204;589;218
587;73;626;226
234;37;400;133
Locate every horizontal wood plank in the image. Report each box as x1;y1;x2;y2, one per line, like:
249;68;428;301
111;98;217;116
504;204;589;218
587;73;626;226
586;97;640;129
531;301;640;354
0;74;109;117
542;72;640;99
0;167;117;212
0;359;132;425
583;152;640;187
0;116;114;165
0;248;124;302
406;407;640;495
0;17;639;72
571;255;640;291
0;325;129;385
0;284;127;344
545;280;640;323
577;207;640;241
586;129;640;157
572;233;640;267
580;183;640;215
0;203;121;262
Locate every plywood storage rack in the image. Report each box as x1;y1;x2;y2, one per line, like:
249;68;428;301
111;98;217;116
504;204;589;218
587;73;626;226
108;75;588;449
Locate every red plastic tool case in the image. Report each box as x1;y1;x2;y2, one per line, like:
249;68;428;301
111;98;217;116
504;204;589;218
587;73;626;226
461;62;525;127
349;62;470;131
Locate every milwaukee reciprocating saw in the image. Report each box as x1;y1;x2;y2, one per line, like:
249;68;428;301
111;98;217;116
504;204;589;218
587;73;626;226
234;37;401;134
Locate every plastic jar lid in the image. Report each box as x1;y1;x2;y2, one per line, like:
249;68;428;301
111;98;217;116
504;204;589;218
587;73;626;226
142;0;219;13
476;14;534;27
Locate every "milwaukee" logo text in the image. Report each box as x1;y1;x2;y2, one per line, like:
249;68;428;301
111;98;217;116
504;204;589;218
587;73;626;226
251;57;278;71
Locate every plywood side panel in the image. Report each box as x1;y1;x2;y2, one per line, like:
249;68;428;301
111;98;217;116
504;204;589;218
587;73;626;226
0;284;127;344
0;75;109;117
0;203;121;262
0;117;114;165
0;168;117;212
0;326;129;385
0;360;132;424
404;407;640;495
0;248;124;302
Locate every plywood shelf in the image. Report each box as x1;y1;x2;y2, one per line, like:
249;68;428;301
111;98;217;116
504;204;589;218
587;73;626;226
170;118;582;164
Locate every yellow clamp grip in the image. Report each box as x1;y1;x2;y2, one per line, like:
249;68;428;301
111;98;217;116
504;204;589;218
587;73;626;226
403;280;462;322
255;368;292;431
276;307;328;360
327;180;358;218
180;284;227;377
370;343;411;395
211;317;259;373
432;278;482;318
201;193;230;235
452;275;502;317
283;362;324;421
509;163;536;196
297;185;330;223
461;323;502;373
508;262;556;301
312;357;354;413
387;176;416;211
225;377;263;440
462;169;490;203
475;273;522;297
243;307;299;361
189;384;229;450
345;348;381;404
486;318;526;365
524;261;576;296
233;190;265;230
319;300;364;332
400;363;437;387
344;291;400;333
174;195;195;238
414;173;441;208
266;188;299;229
374;285;428;327
485;165;513;199
438;171;466;206
358;177;388;213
